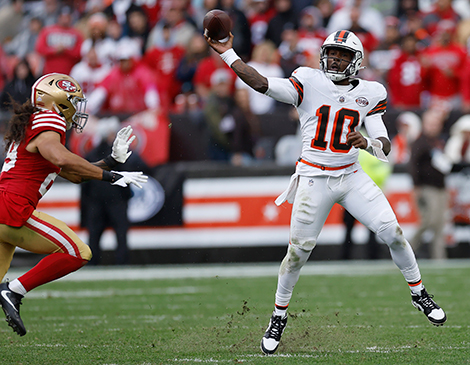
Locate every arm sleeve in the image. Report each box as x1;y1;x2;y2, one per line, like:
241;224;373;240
265;77;299;105
363;114;390;140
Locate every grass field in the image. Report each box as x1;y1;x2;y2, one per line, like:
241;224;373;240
1;260;469;364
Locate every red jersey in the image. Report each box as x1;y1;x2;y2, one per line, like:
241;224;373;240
97;61;162;114
144;45;185;103
422;43;466;98
193;56;236;91
248;8;276;45
388;52;425;109
35;25;83;75
460;56;470;104
0;110;66;226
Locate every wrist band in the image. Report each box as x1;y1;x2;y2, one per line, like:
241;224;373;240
220;48;241;67
365;137;382;150
102;170;122;183
103;155;118;168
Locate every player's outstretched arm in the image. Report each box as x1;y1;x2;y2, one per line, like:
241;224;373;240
205;33;268;93
92;125;136;171
102;171;148;189
31;131;147;187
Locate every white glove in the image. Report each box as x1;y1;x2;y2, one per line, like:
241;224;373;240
111;125;136;163
111;171;148;189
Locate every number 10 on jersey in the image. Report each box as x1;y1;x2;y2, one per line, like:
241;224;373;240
311;105;360;153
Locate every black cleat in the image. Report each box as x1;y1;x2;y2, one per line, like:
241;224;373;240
0;283;26;336
260;311;287;355
411;288;446;326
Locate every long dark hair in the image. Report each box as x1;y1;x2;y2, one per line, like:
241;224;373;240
4;99;38;152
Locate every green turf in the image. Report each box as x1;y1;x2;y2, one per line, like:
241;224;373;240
1;262;469;364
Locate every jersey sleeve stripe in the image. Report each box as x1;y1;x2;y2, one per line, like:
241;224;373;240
289;76;304;105
32;118;67;126
31;123;67;132
33;113;67;121
367;98;387;116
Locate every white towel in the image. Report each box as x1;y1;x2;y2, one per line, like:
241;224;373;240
275;172;299;206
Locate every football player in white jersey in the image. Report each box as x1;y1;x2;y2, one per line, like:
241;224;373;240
205;30;447;355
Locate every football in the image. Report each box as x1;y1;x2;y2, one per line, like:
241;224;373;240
203;9;232;42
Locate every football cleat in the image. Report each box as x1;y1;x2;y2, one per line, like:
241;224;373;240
411;288;447;326
0;283;26;336
260;312;288;355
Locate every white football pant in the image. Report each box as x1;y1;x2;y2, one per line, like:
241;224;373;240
275;168;421;307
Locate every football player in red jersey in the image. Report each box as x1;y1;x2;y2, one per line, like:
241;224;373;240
0;73;147;336
206;30;447;355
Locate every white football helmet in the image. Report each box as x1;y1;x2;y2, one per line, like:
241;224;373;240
31;73;88;132
320;30;364;82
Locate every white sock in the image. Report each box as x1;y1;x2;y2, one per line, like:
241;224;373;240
389;240;420;279
409;280;424;294
8;279;27;296
275;245;311;308
274;306;287;317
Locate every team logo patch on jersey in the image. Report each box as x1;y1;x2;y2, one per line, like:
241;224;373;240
308;179;314;186
56;79;78;92
355;97;369;107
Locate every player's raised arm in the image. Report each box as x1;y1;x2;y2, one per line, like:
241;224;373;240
205;33;268;93
205;33;299;106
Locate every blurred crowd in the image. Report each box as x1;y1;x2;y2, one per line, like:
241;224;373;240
0;0;469;168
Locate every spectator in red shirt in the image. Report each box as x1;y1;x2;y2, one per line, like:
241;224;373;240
193;50;237;104
35;6;83;75
422;20;466;111
461;50;470;113
87;40;161;116
247;0;276;46
144;23;186;107
422;0;460;36
387;33;426;110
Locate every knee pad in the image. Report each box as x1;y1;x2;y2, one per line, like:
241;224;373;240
280;244;312;274
376;220;406;248
290;226;317;251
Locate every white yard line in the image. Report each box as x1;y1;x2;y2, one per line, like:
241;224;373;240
4;259;470;283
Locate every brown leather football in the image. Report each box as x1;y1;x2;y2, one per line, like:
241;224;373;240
203;9;232;42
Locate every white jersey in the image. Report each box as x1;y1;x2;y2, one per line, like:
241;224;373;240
266;67;389;177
